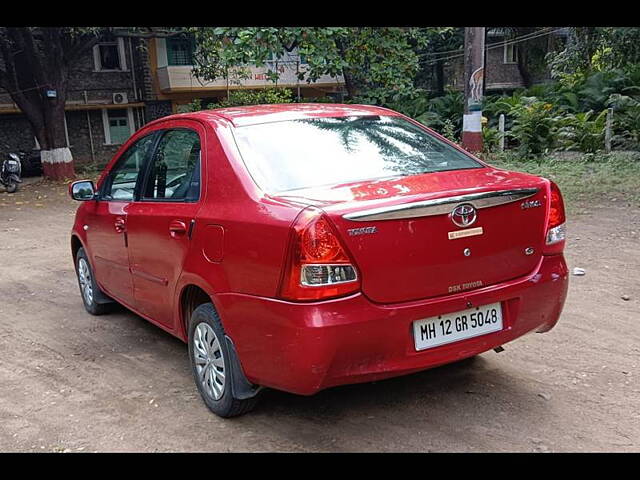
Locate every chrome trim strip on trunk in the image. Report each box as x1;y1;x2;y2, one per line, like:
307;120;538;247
343;188;539;221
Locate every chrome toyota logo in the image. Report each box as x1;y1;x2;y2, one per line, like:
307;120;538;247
450;203;477;227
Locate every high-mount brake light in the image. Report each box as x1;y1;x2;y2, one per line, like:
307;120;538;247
280;207;360;301
545;181;566;252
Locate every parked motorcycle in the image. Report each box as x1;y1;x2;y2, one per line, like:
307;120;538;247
1;153;23;193
1;143;42;178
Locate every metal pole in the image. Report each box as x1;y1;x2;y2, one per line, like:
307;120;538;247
128;37;138;101
462;27;486;152
498;113;505;152
84;90;95;163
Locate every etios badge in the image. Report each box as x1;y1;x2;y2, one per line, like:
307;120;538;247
450;203;477;228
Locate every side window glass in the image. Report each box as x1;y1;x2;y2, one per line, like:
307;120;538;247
143;129;201;201
102;134;155;201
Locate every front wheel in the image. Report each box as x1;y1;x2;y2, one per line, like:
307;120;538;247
76;247;112;315
188;303;260;418
5;182;17;193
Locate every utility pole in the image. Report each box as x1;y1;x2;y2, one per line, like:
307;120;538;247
462;27;486;152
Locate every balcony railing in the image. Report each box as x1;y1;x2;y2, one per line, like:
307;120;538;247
157;61;344;92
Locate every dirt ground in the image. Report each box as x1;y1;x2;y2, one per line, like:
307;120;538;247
0;178;638;452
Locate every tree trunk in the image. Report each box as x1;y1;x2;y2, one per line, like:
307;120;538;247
39;39;75;180
341;68;357;100
334;37;358;100
0;27;82;180
40;90;75;180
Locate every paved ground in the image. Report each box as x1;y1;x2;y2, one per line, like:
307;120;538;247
0;179;638;452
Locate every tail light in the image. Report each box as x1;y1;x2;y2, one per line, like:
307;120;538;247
279;207;360;301
544;181;566;253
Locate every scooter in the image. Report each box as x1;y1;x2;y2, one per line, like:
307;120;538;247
1;153;23;193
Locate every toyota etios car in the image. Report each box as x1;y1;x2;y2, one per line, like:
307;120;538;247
69;104;569;417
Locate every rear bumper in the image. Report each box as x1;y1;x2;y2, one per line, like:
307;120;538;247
217;254;569;395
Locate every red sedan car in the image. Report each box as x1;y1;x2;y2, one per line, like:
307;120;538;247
69;104;568;417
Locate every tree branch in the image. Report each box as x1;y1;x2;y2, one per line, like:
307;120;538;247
0;32;23;94
0;67;7;90
16;28;48;88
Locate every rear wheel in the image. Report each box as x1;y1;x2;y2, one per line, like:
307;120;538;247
188;303;260;418
76;247;112;315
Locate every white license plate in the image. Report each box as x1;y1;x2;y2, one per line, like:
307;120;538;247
413;302;503;351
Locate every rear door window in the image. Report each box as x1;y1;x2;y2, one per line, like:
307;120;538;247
141;129;201;202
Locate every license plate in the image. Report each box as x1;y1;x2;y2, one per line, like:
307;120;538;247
413;302;503;351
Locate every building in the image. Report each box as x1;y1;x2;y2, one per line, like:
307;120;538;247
442;27;570;94
0;31;148;168
146;35;346;115
0;30;346;170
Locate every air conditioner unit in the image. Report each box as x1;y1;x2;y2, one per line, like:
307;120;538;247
112;92;128;105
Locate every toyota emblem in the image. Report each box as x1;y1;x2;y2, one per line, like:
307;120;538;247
450;203;477;228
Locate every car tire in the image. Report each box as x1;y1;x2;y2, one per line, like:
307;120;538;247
76;247;112;315
188;303;260;418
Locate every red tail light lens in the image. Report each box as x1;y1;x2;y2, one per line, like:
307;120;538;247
301;216;346;262
548;181;566;230
280;207;360;301
545;181;566;250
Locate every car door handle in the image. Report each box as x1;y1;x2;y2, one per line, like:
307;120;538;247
169;220;188;237
114;217;126;233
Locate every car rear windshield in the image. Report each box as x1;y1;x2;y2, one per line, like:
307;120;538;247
231;115;483;193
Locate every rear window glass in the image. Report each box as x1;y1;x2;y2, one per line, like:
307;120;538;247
232;115;483;193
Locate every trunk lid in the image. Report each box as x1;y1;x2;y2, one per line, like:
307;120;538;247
274;167;551;304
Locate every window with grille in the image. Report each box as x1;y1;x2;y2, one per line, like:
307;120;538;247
167;37;195;66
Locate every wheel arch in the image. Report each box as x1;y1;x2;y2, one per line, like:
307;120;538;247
178;281;262;401
71;234;83;263
179;283;213;340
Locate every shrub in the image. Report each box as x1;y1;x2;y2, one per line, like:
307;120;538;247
385;88;430;119
557;110;607;153
482;126;502;153
218;87;294;108
612;109;640;150
608;94;640;149
415;90;464;139
508;98;562;157
176;88;295;113
178;98;210;113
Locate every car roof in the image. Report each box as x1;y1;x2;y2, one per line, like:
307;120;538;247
158;103;401;128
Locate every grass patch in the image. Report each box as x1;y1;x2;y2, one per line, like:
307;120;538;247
482;151;640;213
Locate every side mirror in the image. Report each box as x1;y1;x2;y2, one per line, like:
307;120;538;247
69;180;96;201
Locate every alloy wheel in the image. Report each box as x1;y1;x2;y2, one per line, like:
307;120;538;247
193;323;226;400
78;258;94;305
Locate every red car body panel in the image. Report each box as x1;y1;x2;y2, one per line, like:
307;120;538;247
309;170;550;304
71;104;569;395
216;254;568;394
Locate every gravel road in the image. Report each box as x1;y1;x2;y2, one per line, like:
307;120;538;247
0;180;638;452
